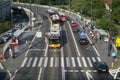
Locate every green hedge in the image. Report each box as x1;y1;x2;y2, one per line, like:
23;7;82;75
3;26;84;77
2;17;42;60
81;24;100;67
0;20;10;34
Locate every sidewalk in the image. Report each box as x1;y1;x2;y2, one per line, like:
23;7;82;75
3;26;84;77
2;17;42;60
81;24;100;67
85;27;120;69
94;39;120;69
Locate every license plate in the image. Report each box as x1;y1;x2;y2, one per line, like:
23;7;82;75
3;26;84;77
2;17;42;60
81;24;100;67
102;69;106;71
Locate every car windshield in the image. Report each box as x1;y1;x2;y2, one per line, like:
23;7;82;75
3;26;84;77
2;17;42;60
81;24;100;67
49;39;60;44
98;62;107;68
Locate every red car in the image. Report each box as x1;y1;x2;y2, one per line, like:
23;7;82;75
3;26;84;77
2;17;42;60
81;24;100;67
71;21;77;27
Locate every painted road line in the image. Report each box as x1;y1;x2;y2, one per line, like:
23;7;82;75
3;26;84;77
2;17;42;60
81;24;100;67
92;57;96;62
38;57;43;67
0;62;4;69
66;57;70;67
97;57;101;62
82;57;87;67
67;21;81;56
71;57;76;67
87;57;93;67
44;57;48;67
77;57;82;67
61;57;64;67
32;57;38;67
50;57;54;67
21;57;28;67
55;57;59;67
26;57;33;67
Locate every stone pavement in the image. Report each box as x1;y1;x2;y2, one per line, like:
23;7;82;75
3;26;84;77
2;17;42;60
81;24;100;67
86;28;120;69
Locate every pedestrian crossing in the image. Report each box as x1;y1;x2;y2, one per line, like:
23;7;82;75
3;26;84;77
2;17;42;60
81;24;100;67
20;57;101;68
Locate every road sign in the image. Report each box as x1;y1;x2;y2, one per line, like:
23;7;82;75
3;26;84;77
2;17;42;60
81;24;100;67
36;32;42;38
111;51;117;57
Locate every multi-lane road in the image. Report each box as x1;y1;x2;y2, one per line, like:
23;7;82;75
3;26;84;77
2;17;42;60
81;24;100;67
1;3;114;80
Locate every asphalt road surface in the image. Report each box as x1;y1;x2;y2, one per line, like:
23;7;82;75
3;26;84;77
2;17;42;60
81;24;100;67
2;3;114;80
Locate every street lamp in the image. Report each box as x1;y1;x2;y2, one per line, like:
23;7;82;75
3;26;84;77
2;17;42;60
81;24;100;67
29;0;32;31
90;1;93;29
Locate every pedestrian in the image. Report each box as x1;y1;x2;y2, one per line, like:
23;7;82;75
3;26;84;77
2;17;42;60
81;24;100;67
9;47;13;58
25;40;29;48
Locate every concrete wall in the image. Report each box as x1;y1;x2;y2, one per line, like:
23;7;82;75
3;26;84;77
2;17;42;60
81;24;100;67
0;1;10;20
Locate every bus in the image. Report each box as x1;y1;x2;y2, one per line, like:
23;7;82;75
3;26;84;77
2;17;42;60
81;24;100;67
48;31;60;48
47;9;56;18
50;23;60;32
51;14;60;22
58;12;67;22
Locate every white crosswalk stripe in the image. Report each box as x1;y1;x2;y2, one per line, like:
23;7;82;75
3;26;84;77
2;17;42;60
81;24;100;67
50;57;54;67
26;57;33;67
32;57;38;67
97;57;101;62
44;57;48;67
61;57;64;67
77;57;82;67
92;57;96;62
66;57;70;67
71;57;76;67
38;57;43;67
87;57;93;67
82;57;87;67
21;57;28;67
20;57;102;68
55;57;59;67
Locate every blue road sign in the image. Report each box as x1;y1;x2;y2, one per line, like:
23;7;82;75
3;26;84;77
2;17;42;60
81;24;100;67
111;51;117;57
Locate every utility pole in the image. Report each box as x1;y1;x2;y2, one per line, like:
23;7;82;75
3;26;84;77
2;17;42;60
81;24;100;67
90;1;93;29
10;0;16;58
29;0;32;31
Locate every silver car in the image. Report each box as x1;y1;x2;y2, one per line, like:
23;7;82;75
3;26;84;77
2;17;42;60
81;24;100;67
2;34;11;42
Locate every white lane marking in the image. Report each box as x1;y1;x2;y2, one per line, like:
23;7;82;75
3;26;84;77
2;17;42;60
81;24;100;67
26;57;33;67
97;57;101;62
38;40;48;80
82;57;87;67
7;70;12;78
38;57;43;67
29;49;45;51
55;57;59;67
66;57;70;67
71;57;76;67
0;62;4;69
32;57;38;67
61;57;64;67
21;57;28;67
38;68;42;80
87;57;93;67
92;57;96;62
50;57;54;67
67;21;81;56
44;57;48;67
77;57;82;67
44;44;48;57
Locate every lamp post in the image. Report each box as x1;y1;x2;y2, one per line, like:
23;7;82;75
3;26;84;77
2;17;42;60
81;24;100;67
10;0;16;58
29;0;32;31
90;1;93;29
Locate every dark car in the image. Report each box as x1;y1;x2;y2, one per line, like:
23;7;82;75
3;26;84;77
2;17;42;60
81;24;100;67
73;28;80;33
79;38;89;45
0;37;4;44
93;61;109;73
2;34;11;42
